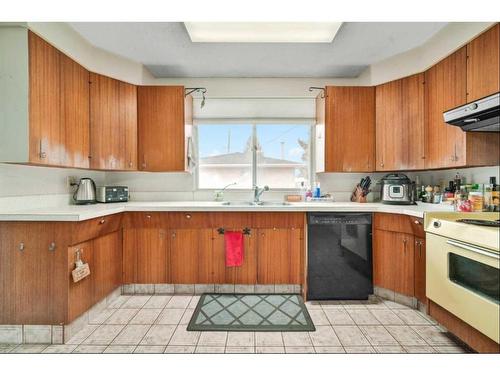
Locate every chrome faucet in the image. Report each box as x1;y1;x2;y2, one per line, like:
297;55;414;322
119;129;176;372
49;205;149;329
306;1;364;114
214;182;237;202
253;185;269;204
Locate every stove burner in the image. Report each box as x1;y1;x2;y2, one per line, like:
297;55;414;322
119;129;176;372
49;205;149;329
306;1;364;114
456;219;500;227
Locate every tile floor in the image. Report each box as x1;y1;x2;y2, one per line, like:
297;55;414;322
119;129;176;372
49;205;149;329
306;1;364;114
0;295;469;354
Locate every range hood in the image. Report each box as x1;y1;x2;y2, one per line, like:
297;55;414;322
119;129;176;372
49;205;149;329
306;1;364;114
443;92;499;132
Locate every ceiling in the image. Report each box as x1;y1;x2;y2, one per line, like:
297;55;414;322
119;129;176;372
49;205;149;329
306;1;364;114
68;22;448;78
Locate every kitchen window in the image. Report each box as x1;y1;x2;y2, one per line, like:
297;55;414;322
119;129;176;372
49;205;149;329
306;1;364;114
196;122;312;190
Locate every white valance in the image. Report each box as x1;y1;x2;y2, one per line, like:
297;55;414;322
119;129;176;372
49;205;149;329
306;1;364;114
193;97;315;123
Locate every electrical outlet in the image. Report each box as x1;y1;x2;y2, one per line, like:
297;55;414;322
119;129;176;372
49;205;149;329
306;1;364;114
66;176;78;189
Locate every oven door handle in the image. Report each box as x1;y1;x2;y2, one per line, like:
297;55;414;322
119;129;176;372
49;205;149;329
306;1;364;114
446;239;500;260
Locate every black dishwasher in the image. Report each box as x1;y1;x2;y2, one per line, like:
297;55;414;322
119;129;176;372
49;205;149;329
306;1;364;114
307;213;373;300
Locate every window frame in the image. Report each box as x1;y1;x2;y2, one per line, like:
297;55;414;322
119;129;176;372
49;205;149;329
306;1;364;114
194;120;315;191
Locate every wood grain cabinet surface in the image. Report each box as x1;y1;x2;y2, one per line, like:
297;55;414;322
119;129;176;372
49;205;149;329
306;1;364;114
90;73;137;170
466;23;500;102
212;228;257;285
414;237;426;304
376;74;425;171
373;229;414;297
67;240;94;322
28;31;63;166
425;46;499;169
92;231;122;304
324;86;375;172
138;86;186;172
122;228;168;284
28;31;90;168
257;228;302;285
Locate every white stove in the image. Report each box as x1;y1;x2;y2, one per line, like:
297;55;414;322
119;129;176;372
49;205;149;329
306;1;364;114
425;212;500;344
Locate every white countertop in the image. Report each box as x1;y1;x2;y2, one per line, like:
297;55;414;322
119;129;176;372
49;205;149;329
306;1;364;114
0;201;455;222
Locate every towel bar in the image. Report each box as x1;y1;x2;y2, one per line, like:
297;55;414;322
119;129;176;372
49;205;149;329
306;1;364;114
217;227;251;235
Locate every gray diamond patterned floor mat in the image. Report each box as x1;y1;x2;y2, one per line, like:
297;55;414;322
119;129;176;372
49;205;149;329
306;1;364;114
187;293;316;332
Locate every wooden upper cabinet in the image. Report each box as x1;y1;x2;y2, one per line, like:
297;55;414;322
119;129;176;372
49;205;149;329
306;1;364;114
138;86;187;172
425;47;467;169
324;86;375;172
60;53;90;168
90;73;137;170
466;23;500;102
28;31;62;166
376;74;425;171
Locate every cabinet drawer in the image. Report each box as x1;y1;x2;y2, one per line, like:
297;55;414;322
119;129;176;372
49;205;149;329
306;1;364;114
251;212;305;229
122;212;168;228
409;216;425;237
211;212;252;229
373;213;413;235
71;214;122;244
168;212;212;228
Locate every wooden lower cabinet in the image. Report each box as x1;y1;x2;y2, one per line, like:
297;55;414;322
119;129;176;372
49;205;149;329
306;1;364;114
373;229;414;296
169;229;212;284
257;228;302;284
414;237;426;303
68;241;94;322
212;228;257;284
123;228;168;284
93;231;122;304
0;222;69;325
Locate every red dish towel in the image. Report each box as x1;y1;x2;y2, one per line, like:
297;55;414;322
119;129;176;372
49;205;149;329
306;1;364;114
225;231;244;267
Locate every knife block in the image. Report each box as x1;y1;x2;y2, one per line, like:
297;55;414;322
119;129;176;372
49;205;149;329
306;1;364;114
350;185;367;203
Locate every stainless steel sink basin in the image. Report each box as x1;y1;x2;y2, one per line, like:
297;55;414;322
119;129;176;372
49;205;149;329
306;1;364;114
220;201;255;206
220;201;291;206
255;201;291;206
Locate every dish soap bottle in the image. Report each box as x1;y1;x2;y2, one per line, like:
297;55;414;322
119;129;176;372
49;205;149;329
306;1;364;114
313;182;321;198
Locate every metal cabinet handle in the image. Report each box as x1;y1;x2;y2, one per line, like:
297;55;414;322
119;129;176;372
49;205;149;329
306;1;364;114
128;161;133;168
414;220;421;225
185;214;192;219
403;239;407;254
99;219;106;224
171;231;176;238
146;214;151;219
446;239;499;259
380;162;384;167
39;140;46;159
19;242;25;251
48;242;56;252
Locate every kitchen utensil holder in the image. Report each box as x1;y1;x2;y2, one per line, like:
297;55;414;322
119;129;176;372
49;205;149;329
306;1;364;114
351;185;367;203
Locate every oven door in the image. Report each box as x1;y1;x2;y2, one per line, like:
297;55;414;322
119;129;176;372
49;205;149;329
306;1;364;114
426;233;500;343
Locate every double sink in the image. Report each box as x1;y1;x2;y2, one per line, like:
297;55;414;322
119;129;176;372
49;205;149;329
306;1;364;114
220;201;291;206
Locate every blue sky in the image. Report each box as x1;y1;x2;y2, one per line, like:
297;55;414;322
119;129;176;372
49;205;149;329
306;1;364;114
198;124;310;162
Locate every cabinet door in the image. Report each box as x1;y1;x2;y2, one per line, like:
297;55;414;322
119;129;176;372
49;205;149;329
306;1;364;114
376;74;425;171
60;53;90;168
0;222;67;325
93;231;122;303
394;233;415;297
324;86;375;172
169;229;210;284
90;73;137;170
425;47;467;169
123;228;168;284
414;237;426;303
28;31;62;165
68;241;93;322
119;80;138;170
212;229;257;285
466;24;499;102
372;229;396;291
257;228;302;284
138;86;186;171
